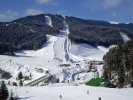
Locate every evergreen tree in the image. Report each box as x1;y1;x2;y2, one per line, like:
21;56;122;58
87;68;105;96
19;80;23;86
131;69;133;87
103;66;109;80
57;78;59;83
9;90;14;100
17;72;23;80
103;41;133;88
122;53;128;85
118;65;125;88
0;81;9;100
129;49;133;87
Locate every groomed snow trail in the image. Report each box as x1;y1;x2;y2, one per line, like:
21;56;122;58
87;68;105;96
120;32;130;43
53;19;70;63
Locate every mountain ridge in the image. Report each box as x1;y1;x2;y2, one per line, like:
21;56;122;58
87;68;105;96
0;14;133;54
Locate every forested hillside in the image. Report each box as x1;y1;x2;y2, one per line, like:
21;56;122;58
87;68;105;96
103;41;133;88
0;14;133;55
66;16;133;46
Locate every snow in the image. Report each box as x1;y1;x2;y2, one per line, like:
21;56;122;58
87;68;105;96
0;35;57;84
0;35;87;84
30;28;36;33
54;19;70;63
109;21;130;25
59;20;70;36
74;72;93;84
0;19;132;100
54;36;69;63
97;46;109;53
70;43;111;61
8;84;133;100
120;32;131;43
0;17;116;86
0;34;113;84
45;16;53;27
6;24;9;27
109;21;119;24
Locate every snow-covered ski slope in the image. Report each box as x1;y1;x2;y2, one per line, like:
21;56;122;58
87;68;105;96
0;16;112;81
120;32;131;43
9;84;133;100
0;16;132;100
0;35;57;82
71;43;113;61
0;35;112;80
45;16;53;27
53;36;69;63
54;19;70;63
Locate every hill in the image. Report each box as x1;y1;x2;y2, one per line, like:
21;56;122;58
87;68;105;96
0;14;133;54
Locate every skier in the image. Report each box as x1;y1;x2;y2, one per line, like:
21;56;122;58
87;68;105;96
87;90;89;95
60;94;62;99
98;97;101;100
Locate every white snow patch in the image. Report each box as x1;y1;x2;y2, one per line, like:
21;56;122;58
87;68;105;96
59;20;70;36
30;28;36;33
45;16;53;27
70;43;110;61
120;32;130;43
109;21;119;24
6;24;9;27
54;36;67;62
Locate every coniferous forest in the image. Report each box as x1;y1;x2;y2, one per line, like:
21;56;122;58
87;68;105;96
0;14;133;55
103;40;133;88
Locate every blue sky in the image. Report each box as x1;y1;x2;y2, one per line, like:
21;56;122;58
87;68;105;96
0;0;133;23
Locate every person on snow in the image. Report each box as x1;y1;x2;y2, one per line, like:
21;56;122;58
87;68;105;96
60;94;62;99
87;90;89;95
98;97;101;100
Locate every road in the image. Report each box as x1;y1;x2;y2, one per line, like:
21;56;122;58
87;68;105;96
71;69;90;82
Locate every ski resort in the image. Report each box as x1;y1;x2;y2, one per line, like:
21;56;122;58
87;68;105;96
0;0;133;100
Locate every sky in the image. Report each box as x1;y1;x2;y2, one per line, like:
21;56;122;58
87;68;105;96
0;0;133;23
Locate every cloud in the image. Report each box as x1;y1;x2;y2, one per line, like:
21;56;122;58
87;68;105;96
35;0;58;5
57;10;68;15
25;8;44;16
0;10;18;22
112;12;116;17
84;0;123;11
36;0;52;4
103;0;123;9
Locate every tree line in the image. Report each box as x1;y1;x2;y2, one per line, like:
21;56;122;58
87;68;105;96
0;81;18;100
103;40;133;88
0;14;133;55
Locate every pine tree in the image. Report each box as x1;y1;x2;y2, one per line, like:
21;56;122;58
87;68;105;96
103;65;109;80
18;71;23;80
9;90;14;100
0;81;9;100
19;80;23;86
118;65;125;88
122;53;128;85
131;69;133;87
103;41;133;88
129;49;133;87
